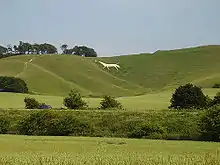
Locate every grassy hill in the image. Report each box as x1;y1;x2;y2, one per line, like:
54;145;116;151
0;45;220;97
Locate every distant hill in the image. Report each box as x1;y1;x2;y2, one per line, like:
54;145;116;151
0;45;220;97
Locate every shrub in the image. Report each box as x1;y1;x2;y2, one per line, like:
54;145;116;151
17;111;93;136
24;97;40;109
0;76;28;93
100;95;123;109
0;116;10;134
18;110;58;135
199;107;220;141
128;122;166;139
24;97;50;109
169;83;207;109
212;84;220;88
212;91;220;106
63;89;88;109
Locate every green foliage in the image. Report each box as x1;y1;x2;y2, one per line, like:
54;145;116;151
0;109;205;140
0;45;7;54
212;91;220;106
24;97;40;109
60;44;68;54
63;89;88;109
72;45;97;57
212;84;220;88
100;95;123;109
24;97;51;109
0;76;28;93
199;107;220;141
17;110;92;136
0;116;10;134
169;83;207;109
128;122;166;139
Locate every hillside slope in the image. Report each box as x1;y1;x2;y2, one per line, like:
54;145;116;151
0;55;146;97
96;45;220;91
0;45;220;97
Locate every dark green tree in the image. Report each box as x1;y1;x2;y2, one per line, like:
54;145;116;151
0;45;7;54
100;95;123;109
199;107;220;141
63;89;88;109
0;76;28;93
61;44;68;54
40;43;57;54
72;45;97;57
169;83;207;109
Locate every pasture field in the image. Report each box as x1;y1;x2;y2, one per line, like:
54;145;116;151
0;135;219;165
0;88;218;110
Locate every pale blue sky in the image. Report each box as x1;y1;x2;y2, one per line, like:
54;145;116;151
0;0;220;56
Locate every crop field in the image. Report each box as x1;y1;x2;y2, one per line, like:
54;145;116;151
0;135;219;165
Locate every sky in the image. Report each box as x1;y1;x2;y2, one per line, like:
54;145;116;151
0;0;220;56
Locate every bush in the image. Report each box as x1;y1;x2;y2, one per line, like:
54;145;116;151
24;97;51;109
212;84;220;88
0;116;10;134
100;95;123;109
63;89;88;109
128;122;166;139
212;91;220;106
17;111;92;136
169;83;207;109
0;76;28;93
199;107;220;141
24;97;40;109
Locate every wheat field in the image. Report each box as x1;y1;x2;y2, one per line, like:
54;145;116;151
0;135;219;165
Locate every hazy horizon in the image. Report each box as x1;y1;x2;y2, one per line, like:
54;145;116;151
1;0;220;56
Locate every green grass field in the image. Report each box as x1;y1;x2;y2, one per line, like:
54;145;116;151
0;135;219;165
0;88;218;110
0;45;220;164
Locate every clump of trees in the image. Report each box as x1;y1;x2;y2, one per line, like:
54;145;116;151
60;44;97;57
1;41;57;56
0;76;28;93
212;83;220;88
169;83;220;110
169;83;208;109
169;83;220;141
0;41;98;58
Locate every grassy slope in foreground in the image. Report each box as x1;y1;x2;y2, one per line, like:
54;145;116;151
0;135;219;165
0;45;220;97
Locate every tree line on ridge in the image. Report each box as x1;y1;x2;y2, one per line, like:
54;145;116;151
0;41;97;58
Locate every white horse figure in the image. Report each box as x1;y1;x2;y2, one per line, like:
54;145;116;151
95;60;120;70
